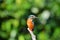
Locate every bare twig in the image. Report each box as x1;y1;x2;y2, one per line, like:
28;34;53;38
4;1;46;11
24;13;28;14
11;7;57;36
27;28;36;40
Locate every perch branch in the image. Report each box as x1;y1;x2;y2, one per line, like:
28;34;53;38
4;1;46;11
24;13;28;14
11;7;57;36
27;28;36;40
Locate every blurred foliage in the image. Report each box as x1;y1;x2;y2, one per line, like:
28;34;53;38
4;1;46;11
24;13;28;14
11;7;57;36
0;0;60;40
38;31;49;40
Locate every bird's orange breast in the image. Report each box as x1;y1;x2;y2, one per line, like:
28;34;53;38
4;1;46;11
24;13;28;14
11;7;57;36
27;19;34;31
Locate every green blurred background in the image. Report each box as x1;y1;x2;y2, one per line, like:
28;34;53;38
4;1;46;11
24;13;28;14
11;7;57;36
0;0;60;40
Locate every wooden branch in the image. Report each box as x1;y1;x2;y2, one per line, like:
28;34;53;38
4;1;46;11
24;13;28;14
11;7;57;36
27;28;36;40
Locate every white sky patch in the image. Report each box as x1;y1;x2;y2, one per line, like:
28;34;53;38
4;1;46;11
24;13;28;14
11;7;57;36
10;29;17;38
31;7;39;14
41;10;50;20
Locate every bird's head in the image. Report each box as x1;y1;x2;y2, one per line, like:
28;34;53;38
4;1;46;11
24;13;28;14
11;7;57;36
28;15;37;20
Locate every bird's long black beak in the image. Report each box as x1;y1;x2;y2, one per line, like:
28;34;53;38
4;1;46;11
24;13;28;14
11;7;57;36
35;17;38;19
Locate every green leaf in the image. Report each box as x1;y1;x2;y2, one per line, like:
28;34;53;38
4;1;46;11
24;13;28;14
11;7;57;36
22;1;31;9
38;32;49;40
11;19;19;28
5;0;14;4
0;31;8;38
34;0;45;8
18;35;25;40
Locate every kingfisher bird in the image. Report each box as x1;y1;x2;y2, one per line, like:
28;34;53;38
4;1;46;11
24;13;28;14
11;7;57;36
27;15;37;31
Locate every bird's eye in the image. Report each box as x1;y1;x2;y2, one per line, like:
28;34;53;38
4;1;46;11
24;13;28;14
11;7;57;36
32;16;34;17
32;16;35;18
